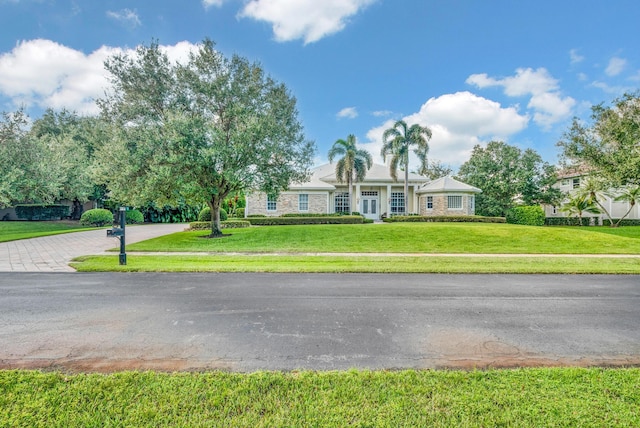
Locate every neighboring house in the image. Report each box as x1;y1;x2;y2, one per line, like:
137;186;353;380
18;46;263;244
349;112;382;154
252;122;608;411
246;162;481;220
0;200;95;221
543;168;640;220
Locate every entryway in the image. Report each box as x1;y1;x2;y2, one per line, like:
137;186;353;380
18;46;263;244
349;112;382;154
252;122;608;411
361;191;379;220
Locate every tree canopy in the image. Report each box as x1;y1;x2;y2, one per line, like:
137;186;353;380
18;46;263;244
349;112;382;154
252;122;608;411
328;134;372;213
558;92;640;187
94;39;315;236
457;141;561;217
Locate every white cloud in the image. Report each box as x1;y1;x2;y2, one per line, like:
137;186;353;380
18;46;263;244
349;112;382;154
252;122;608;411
605;56;627;76
238;0;377;44
372;110;392;117
202;0;227;8
0;39;198;114
106;8;141;29
467;67;575;129
569;49;584;64
590;81;633;96
359;91;529;167
337;106;358;119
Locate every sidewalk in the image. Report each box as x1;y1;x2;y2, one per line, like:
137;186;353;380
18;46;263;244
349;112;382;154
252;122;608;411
0;223;186;272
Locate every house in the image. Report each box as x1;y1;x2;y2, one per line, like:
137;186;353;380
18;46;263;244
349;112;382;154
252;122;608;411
543;168;640;221
246;162;481;220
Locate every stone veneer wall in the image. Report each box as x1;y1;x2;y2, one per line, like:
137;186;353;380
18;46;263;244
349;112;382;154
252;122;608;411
418;194;475;216
247;192;328;216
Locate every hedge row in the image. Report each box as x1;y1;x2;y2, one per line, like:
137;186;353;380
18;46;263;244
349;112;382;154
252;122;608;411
247;216;364;225
281;213;357;217
15;204;70;221
546;217;640;227
189;220;251;230
383;215;506;223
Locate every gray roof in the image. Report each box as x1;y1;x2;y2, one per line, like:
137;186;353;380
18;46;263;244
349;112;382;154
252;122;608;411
416;176;482;194
312;162;429;184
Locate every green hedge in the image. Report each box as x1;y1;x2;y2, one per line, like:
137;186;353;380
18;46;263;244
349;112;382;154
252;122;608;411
506;206;545;226
198;207;228;222
125;209;144;224
247;216;364;225
383;215;506;223
545;217;596;226
80;209;114;226
14;204;70;221
140;202;201;223
189;220;251;230
282;213;352;217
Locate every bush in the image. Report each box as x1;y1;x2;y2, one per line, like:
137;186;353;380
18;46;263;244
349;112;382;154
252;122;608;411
234;207;245;218
383;215;506;223
80;209;114;226
139;201;201;223
14;204;70;221
506;206;545;226
247;216;364;226
125;209;144;224
545;217;596;226
189;220;251;230
198;207;228;222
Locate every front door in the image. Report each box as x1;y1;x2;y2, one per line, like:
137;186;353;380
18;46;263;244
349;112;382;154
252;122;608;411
361;191;379;220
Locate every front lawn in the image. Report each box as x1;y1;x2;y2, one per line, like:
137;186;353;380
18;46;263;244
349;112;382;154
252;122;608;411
0;221;96;243
1;368;638;427
125;223;640;254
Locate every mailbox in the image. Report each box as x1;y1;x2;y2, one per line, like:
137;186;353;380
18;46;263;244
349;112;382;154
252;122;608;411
106;227;124;237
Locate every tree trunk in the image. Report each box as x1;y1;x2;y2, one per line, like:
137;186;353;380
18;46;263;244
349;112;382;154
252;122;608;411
404;152;409;215
348;174;352;215
208;197;224;238
614;201;635;227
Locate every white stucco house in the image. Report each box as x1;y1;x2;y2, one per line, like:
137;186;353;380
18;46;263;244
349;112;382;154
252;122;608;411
543;168;640;221
246;162;482;220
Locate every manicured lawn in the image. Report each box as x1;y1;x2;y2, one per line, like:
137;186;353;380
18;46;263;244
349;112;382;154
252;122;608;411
1;368;638;427
0;221;96;243
125;223;640;254
71;254;640;274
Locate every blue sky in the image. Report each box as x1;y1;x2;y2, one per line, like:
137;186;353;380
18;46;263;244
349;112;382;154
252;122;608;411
1;0;639;170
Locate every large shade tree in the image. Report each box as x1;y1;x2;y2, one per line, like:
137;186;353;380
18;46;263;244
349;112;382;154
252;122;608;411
457;141;561;217
328;134;372;213
380;120;432;215
558;92;640;187
94;39;315;236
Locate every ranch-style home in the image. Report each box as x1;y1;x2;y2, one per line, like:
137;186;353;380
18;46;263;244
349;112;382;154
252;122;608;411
246;162;482;220
543;168;640;221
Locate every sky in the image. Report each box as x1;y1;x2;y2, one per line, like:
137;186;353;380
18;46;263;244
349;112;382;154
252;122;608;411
1;0;639;171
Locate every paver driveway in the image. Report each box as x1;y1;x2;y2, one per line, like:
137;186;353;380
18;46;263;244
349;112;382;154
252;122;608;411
0;223;186;272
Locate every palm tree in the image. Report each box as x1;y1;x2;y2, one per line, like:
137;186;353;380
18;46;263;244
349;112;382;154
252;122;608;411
328;134;373;214
560;194;601;225
380;120;432;215
613;185;640;227
575;176;613;225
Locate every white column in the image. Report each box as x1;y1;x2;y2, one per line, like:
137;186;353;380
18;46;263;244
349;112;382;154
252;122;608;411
355;184;361;213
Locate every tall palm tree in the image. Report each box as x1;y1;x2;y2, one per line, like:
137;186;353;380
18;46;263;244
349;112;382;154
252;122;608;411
328;134;373;214
380;120;432;215
560;194;601;225
575;176;614;225
613;185;640;227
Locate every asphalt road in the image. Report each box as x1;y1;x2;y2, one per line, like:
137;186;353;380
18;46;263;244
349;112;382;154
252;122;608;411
1;272;639;372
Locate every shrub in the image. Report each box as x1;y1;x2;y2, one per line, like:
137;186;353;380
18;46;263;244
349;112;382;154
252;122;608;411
80;209;114;226
247;216;364;226
506;206;545;226
383;215;506;223
545;217;597;226
234;207;245;218
189;220;251;230
198;207;228;222
125;209;144;224
139;201;201;223
14;204;70;221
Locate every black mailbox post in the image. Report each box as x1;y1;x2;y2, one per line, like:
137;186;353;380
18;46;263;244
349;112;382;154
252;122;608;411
106;207;127;265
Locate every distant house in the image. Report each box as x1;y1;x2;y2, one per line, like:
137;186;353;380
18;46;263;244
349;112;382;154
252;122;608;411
246;162;481;220
543;168;640;221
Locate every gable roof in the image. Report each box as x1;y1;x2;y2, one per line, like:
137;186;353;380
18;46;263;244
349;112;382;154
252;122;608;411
416;176;482;194
312;162;429;184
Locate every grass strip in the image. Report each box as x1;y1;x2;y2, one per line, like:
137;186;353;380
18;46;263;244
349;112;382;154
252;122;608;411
124;223;640;255
71;254;640;274
1;368;639;427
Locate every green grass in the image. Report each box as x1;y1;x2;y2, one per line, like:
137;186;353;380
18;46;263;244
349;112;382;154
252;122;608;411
1;368;639;427
0;221;96;243
125;223;640;254
71;254;640;274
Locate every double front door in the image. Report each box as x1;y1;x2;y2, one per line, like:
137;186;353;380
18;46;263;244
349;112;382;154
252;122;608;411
361;191;378;220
